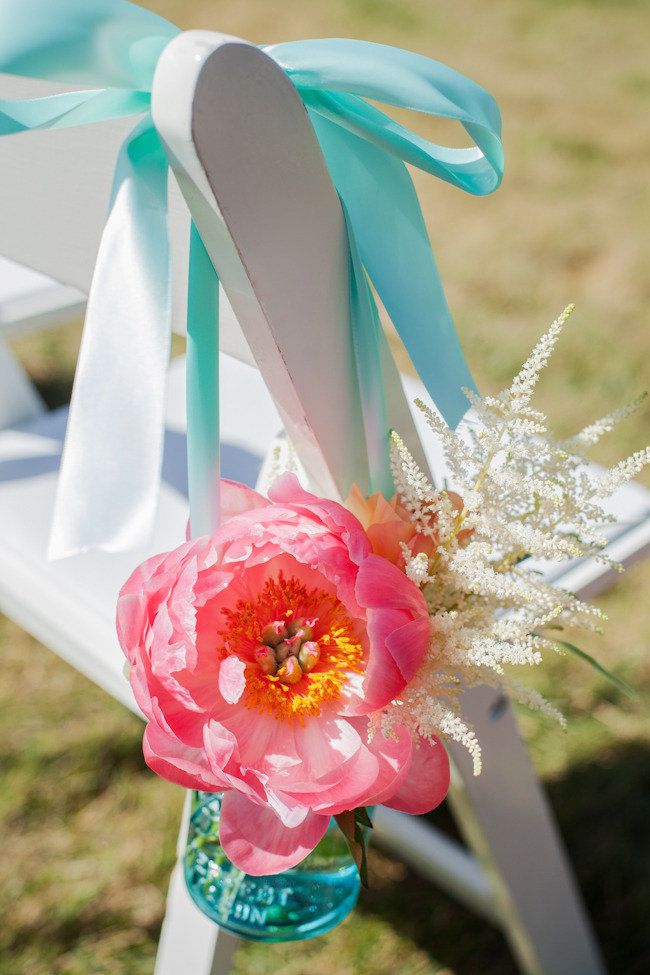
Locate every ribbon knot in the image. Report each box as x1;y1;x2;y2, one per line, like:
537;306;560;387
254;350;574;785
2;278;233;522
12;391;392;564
0;0;504;554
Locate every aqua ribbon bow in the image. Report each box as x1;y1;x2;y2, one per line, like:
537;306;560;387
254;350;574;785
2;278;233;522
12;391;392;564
0;0;503;551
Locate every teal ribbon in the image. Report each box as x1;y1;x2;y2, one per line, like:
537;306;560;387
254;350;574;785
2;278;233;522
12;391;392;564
0;0;503;550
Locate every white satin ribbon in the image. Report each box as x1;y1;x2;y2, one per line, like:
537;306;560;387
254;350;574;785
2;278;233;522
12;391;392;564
48;119;171;558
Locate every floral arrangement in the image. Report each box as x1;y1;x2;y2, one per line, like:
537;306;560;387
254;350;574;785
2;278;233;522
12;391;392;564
117;307;648;882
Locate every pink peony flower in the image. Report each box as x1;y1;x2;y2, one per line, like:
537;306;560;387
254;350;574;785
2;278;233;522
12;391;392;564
117;474;449;875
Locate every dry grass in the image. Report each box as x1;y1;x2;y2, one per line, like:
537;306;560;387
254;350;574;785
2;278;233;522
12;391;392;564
2;1;650;973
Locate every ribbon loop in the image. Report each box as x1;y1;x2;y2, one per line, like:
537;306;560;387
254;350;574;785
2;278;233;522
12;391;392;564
266;38;503;192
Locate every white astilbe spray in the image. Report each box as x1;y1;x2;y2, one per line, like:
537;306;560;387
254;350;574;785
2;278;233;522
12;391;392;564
256;434;301;495
377;306;648;772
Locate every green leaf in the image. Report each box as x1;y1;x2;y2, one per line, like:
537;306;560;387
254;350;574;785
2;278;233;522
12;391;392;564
335;807;372;887
354;824;369;888
355;806;374;829
550;638;639;700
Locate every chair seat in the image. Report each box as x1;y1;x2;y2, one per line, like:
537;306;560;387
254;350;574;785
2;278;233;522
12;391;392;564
0;255;84;333
1;355;649;717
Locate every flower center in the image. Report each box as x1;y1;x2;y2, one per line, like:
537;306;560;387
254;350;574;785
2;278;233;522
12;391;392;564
217;572;364;722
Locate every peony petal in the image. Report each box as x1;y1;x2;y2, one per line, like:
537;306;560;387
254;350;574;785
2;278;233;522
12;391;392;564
384;736;450;815
203;721;268;805
213;706;301;774
219;791;329;875
356;628;405;713
317;719;413;814
363;724;413;807
386;615;432;683
276;719;382;811
218;655;247;704
354;556;431;711
203;719;238;773
263;790;311;829
143;723;227;791
343;483;374;528
356;554;427;615
220;478;269;519
116;592;149;664
269;472;371;566
291;716;363;780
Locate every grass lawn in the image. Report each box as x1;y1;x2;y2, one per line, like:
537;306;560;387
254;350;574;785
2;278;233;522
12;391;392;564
1;1;649;973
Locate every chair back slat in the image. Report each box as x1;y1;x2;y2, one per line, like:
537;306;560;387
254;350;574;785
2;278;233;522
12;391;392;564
153;31;426;498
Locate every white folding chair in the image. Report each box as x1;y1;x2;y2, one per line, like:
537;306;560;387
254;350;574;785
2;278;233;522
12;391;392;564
2;30;649;975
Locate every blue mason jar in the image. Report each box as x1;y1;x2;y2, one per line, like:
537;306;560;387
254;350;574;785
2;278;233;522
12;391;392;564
184;791;360;942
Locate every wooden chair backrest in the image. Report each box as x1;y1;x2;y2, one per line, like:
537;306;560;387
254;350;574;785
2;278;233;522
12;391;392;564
151;30;424;499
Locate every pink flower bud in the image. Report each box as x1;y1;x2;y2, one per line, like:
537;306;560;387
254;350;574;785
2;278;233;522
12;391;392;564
287;618;313;642
254;645;277;676
275;640;292;663
277;656;303;686
298;641;320;673
261;621;288;646
284;633;303;654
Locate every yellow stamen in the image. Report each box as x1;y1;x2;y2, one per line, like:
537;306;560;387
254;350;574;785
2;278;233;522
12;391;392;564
217;572;364;723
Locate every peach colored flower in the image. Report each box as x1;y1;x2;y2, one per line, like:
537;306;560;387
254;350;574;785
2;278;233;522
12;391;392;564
345;484;470;566
117;475;449;875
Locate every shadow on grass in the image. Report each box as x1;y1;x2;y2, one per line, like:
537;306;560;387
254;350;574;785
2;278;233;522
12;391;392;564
3;726;649;974
359;739;650;975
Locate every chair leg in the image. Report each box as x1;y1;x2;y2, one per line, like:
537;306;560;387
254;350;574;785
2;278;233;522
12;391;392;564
372;806;498;923
153;794;239;975
445;685;607;975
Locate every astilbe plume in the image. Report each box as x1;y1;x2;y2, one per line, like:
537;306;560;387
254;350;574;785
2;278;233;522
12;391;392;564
376;306;649;773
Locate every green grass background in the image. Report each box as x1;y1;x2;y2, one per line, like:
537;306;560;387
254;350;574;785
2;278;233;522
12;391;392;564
2;1;650;973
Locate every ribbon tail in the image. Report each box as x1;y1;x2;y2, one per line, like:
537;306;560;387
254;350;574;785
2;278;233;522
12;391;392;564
310;110;476;429
186;222;220;539
340;200;393;498
48;118;171;558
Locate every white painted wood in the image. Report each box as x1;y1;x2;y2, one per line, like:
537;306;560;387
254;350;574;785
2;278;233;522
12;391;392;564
0;255;81;426
154;863;221;975
373;805;498;923
151;31;427;501
448;687;606;975
0;343;276;975
0;337;44;425
373;372;646;975
375;478;649;957
0;256;84;335
154;794;238;975
154;34;620;972
0;348;281;975
0;76;124;293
